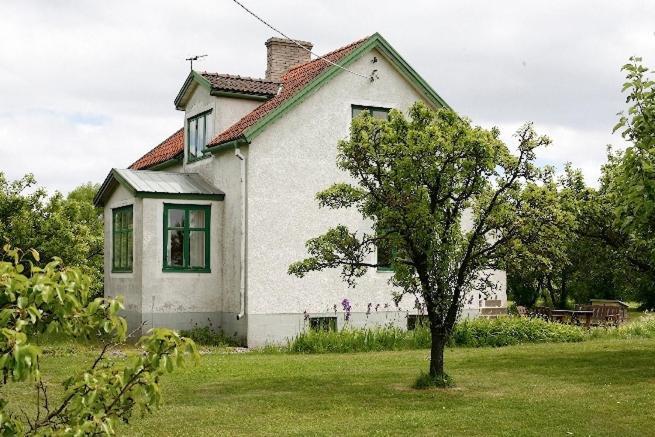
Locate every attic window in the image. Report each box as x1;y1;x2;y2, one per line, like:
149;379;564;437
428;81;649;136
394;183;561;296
351;105;390;120
187;110;212;161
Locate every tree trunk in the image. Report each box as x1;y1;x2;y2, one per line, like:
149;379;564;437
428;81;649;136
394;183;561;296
429;328;446;377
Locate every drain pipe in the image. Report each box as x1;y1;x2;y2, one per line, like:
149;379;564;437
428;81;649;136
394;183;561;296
235;147;246;320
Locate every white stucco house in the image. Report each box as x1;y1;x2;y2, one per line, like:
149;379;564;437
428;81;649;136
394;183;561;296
94;33;507;346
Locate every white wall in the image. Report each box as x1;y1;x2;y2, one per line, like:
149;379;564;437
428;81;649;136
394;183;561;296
104;184;142;327
139;197;222;313
246;48;507;324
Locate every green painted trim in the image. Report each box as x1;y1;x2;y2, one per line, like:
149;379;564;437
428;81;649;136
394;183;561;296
150;157;182;171
206;137;249;154
100;169;225;203
174;71;212;110
186;152;212;164
134;192;224;201
238;33;451;144
162;204;211;273
186;109;213;162
210;90;271;101
111;205;134;273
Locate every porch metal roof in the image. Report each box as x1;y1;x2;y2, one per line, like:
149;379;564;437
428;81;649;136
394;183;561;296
93;169;225;207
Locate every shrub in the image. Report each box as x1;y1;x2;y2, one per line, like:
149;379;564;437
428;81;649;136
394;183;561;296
282;317;591;354
449;317;587;347
286;325;431;354
179;325;240;347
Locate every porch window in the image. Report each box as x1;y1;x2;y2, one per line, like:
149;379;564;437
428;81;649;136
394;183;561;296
187;110;212;161
163;204;211;272
112;205;133;272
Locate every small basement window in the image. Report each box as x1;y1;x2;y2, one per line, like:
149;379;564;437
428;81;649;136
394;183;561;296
309;317;337;332
407;315;429;330
187;110;212;161
163;204;211;272
112;205;133;273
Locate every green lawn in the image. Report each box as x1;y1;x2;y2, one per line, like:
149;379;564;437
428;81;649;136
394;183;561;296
13;338;655;436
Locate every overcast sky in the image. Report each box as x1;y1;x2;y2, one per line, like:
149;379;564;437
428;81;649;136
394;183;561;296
1;0;654;194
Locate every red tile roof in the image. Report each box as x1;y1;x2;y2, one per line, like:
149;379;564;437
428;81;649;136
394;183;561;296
200;73;279;97
129;128;184;170
208;35;369;146
129;35;370;169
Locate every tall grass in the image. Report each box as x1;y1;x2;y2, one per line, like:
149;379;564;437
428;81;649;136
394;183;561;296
275;315;655;354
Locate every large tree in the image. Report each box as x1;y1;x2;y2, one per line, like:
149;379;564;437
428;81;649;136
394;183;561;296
288;103;547;384
0;174;103;295
574;57;655;307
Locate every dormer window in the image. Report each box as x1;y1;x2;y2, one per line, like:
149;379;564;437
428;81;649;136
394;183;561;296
187;110;212;161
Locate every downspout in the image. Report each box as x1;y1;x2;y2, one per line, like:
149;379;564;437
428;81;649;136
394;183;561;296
235;147;246;320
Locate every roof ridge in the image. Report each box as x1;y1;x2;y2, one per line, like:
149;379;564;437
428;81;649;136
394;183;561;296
283;35;372;77
200;72;279;84
207;34;372;147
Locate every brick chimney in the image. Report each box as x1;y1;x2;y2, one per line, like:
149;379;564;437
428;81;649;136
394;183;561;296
265;37;313;82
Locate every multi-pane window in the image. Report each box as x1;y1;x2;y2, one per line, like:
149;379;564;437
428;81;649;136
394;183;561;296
187;110;211;160
351;104;390;120
376;236;393;271
163;204;210;272
351;105;394;271
112;205;133;272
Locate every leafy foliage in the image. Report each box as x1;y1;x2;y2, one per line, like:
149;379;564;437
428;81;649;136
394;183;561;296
0;174;104;296
289;102;548;381
0;245;198;435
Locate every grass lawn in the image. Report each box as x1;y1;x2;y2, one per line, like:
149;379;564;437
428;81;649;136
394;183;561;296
11;338;655;436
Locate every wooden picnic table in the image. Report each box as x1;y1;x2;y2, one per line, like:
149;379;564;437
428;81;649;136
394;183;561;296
550;309;594;328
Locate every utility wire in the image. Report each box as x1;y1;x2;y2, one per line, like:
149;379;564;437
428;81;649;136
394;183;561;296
231;0;369;80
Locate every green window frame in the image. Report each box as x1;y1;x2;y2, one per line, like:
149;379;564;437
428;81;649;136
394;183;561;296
351;105;394;272
163;204;211;273
351;104;390;120
112;205;133;273
376;236;394;272
187;110;212;162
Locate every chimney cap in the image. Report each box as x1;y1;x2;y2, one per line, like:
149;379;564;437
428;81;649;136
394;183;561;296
265;37;313;49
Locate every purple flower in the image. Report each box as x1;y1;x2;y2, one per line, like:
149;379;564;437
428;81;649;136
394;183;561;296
341;298;352;321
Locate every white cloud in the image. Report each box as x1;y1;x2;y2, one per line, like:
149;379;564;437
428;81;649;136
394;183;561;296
0;0;653;193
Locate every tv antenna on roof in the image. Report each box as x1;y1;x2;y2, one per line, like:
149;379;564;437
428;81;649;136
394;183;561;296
186;54;207;71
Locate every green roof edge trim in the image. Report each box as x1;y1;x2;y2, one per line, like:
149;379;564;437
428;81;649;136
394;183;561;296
174;71;212;110
239;32;452;144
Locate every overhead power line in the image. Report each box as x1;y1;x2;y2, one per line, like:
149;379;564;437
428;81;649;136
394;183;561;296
230;0;369;80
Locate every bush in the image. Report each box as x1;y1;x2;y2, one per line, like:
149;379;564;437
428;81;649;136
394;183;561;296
179;326;240;347
449;317;587;347
285;325;431;353
281;317;591;354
